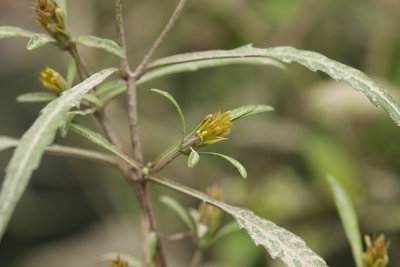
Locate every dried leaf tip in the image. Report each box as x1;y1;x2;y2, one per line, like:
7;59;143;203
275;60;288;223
363;234;390;267
35;0;70;48
193;111;233;147
39;66;67;94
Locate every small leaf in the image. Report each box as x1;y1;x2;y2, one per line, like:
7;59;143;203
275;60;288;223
26;34;55;50
96;79;126;96
188;147;200;168
0;137;19;151
83;93;102;107
210;221;240;244
147;175;328;267
69;122;141;170
0;68;117;241
151;89;186;143
16;92;57;103
200;152;247;179
67;56;77;87
0;26;35;39
230;104;274;121
327;175;363;267
99;252;140;267
75;35;124;58
149;232;158;263
160;195;195;230
59;108;96;138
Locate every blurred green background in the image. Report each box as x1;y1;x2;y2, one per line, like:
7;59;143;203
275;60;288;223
1;0;400;266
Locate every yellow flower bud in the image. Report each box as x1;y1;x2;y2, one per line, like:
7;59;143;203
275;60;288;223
39;67;68;94
108;255;129;267
363;234;389;267
193;111;233;147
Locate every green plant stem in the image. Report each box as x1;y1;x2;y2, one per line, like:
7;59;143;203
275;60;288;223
189;248;203;267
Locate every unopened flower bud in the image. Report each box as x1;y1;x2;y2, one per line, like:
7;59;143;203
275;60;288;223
199;185;224;236
39;66;68;94
192;111;233;148
108;254;129;267
35;0;70;48
363;234;389;267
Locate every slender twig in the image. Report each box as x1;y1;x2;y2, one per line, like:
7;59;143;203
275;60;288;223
133;0;188;79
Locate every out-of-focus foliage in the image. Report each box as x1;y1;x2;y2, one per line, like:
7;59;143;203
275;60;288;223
0;0;400;266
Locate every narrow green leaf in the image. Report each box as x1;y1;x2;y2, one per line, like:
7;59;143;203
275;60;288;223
99;252;140;267
0;136;116;165
200;152;247;179
210;221;240;244
160;195;195;230
230;104;274;121
69;122;141;170
0;68;117;241
67;56;77;88
26;34;55;50
151;89;186;143
102;85;127;105
95;79;126;96
327;175;363;267
148;175;328;267
16;92;57;103
149;232;158;263
59;108;96;138
75;35;124;58
0;26;35;39
188;147;200;168
138;57;285;86
147;45;400;126
0;137;19;151
83;93;102;107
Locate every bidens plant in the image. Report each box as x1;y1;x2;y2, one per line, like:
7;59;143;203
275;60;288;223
0;0;397;266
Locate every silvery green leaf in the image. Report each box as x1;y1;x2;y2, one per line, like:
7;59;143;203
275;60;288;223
200;152;247;179
16;92;57;103
67;56;77;87
151;89;186;142
138;57;285;86
0;68;117;241
230;104;274;121
75;35;124;58
0;137;19;151
96;80;126;96
147;175;328;267
59;108;96;138
210;221;240;244
69;122;141;170
327;175;363;267
147;45;400;126
99;252;140;267
160;195;195;230
27;34;55;50
188;147;200;168
0;26;35;39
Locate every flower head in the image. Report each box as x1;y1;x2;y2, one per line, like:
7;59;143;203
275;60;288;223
193;111;233;147
108;254;129;267
363;234;390;267
35;0;70;47
39;67;68;94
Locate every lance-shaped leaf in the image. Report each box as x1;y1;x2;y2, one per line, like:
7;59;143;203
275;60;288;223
149;232;158;264
75;35;124;58
200;152;247;179
67;56;77;87
69;122;141;170
147;175;328;267
0;68;117;241
151;89;186;143
230;104;274;121
160;195;195;230
26;34;55;50
188;147;200;168
210;221;239;245
83;93;102;107
16;92;57;103
0;136;116;165
327;175;363;267
0;26;35;39
146;45;400;126
59;108;96;138
138;57;285;86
